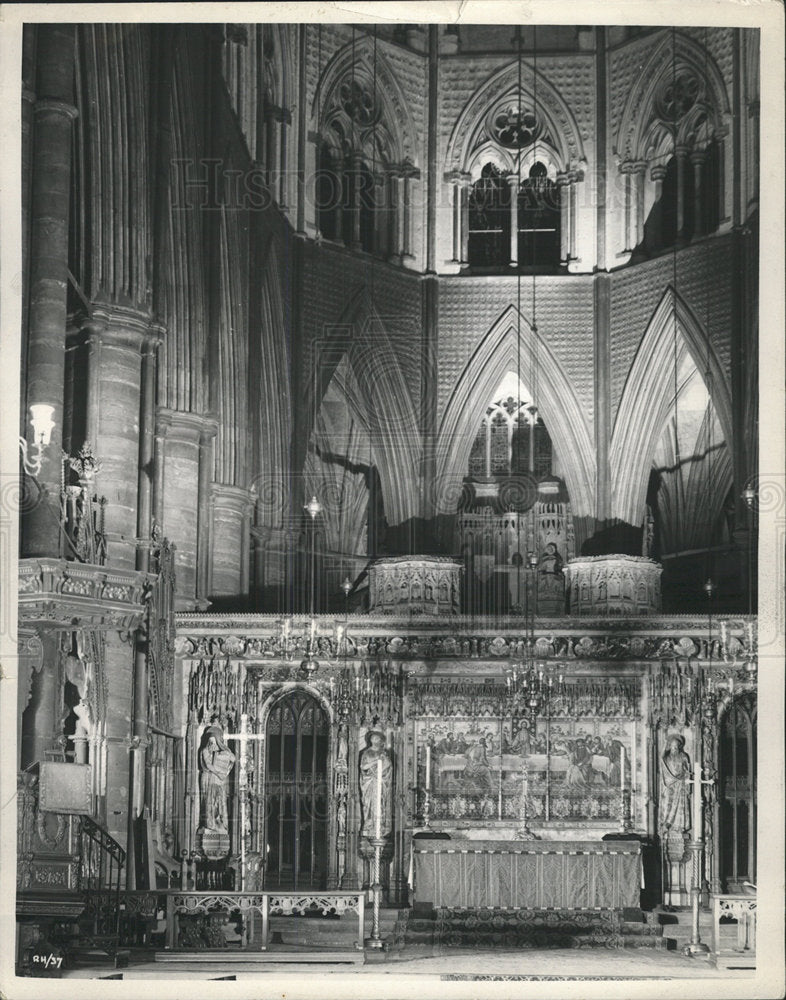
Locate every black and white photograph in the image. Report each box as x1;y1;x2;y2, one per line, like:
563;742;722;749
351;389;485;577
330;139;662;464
0;3;783;998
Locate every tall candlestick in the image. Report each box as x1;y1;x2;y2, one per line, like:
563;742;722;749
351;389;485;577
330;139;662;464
692;760;703;839
620;744;626;791
425;743;431;791
375;758;382;839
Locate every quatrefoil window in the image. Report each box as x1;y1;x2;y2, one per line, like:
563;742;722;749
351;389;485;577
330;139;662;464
656;71;700;122
491;103;541;148
338;78;378;126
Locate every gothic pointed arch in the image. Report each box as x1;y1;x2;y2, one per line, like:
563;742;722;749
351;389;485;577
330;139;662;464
311;33;416;165
303;287;420;528
615;29;731;162
445;60;586;173
305;356;373;560
610;286;733;527
435;305;595;517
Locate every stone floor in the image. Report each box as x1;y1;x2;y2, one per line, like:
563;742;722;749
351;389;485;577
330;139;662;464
60;946;752;981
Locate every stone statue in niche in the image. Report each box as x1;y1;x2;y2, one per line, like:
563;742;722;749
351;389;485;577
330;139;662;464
199;725;236;835
358;731;393;839
659;734;691;838
337;724;348;766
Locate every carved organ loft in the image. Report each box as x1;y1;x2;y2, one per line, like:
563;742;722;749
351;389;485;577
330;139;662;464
13;19;763;971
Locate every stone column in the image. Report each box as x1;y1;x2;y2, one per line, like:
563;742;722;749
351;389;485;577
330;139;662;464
102;630;136;850
459;174;471;267
197;423;218;608
507;173;520;267
349;153;363;250
445;171;462;264
401;165;418;262
568;172;579;262
651;165;667;249
250;525;272;610
156;409;216;609
277;107;291;210
691;150;705;239
264;100;277;194
126;623;149;887
23;25;77;558
78;305;152;571
558;172;571;265
136;328;162;573
633;161;648;247
675;144;689;244
621;162;633;252
387;168;402;262
295;24;307;235
209;484;255;600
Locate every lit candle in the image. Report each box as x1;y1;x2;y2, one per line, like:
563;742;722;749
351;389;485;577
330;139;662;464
310;619;317;640
355;675;360;693
729;673;734;695
375;758;383;839
425;744;431;791
619;744;626;791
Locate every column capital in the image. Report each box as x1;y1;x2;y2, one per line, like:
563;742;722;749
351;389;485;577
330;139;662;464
156;407;218;445
444;168;470;185
650;164;667;181
209;482;257;516
690;149;707;167
632;160;649;174
33;98;78;122
399;158;421;180
618;160;636;175
674;143;690;159
78;302;156;352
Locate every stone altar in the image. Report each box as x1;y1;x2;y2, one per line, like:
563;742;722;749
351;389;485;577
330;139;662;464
412;839;642;909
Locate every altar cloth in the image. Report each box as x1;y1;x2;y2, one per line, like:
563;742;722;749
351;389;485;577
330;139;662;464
412;839;641;909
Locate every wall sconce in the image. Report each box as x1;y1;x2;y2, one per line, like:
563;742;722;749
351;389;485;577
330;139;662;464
19;404;55;477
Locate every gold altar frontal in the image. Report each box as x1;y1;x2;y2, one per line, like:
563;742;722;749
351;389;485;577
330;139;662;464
413;840;642;910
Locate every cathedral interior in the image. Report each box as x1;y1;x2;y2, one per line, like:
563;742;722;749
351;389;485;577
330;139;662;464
11;18;765;978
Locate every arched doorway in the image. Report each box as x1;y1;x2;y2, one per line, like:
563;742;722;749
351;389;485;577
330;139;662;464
264;690;329;889
718;698;756;891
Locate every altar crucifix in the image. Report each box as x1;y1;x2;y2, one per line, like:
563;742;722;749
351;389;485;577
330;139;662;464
224;713;266;890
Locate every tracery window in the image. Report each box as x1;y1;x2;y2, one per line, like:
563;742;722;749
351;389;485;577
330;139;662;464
318;69;412;259
467;161;561;270
467;390;553;482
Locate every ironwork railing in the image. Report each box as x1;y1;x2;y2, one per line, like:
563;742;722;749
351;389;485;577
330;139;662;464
163;890;366;952
78;816;126;947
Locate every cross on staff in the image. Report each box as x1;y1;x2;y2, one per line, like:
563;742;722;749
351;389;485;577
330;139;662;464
683;760;715;957
687;761;714;841
225;713;265;891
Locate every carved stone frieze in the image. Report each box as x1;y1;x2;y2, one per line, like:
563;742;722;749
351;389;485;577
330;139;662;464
18;558;151;631
175;612;754;665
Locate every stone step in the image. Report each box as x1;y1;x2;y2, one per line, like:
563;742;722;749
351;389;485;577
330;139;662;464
154;947;364;965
